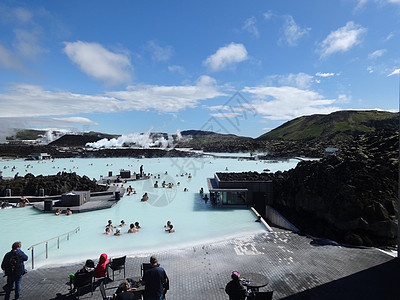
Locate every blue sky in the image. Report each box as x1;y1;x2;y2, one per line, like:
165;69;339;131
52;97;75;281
0;0;400;139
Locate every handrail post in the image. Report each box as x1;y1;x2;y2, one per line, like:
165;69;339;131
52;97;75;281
31;248;34;270
28;226;79;269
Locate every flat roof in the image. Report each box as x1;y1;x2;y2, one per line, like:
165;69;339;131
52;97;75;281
207;177;248;192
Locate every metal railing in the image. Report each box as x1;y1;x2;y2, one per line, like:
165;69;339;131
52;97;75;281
27;226;80;269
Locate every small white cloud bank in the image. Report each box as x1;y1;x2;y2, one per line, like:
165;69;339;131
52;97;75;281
146;40;173;62
280;15;310;47
63;41;133;86
203;43;248;71
242;16;259;38
242;85;341;120
387;68;400;77
315;72;336;78
317;21;366;58
368;49;386;60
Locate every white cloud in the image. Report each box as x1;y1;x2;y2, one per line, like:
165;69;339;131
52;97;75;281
146;40;173;62
280;73;314;89
243;16;259;38
208;105;230;111
0;44;24;70
107;75;225;113
315;72;336;77
168;65;186;76
0;84;123;117
63;41;133;86
203;43;248;71
242;86;340;120
368;49;386;59
367;66;374;73
0;78;224;118
384;32;394;41
211;112;241;118
387;68;400;76
280;15;310;46
263;73;314;89
354;0;368;10
317;21;366;58
52;117;99;125
337;94;351;103
13;28;47;59
263;11;273;20
13;7;33;24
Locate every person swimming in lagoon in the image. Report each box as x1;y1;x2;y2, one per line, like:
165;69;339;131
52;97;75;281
165;224;175;233
141;193;149;201
114;228;122;236
128;223;138;233
65;208;72;215
164;220;171;228
104;227;111;235
106;220;115;231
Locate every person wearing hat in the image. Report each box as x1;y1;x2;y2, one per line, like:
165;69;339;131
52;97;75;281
225;271;246;300
142;255;168;300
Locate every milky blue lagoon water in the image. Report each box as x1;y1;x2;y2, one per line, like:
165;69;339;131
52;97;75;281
0;156;299;269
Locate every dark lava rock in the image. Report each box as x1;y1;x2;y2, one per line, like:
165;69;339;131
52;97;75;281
0;172;106;196
222;129;398;247
271;129;398;247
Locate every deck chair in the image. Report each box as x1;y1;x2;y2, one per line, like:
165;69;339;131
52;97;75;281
99;281;114;300
228;288;246;300
141;262;152;277
95;263;111;286
74;271;94;299
254;290;274;300
109;255;126;281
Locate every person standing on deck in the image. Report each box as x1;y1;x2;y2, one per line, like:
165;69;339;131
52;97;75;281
140;165;144;177
142;255;168;300
1;241;28;300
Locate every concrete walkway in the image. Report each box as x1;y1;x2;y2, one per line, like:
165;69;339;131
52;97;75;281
0;230;397;300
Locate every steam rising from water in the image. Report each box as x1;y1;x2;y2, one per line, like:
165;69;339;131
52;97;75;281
86;128;184;149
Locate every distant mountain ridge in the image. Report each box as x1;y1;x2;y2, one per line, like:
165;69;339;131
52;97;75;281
257;110;398;141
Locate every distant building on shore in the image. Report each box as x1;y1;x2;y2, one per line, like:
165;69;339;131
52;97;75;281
324;148;339;157
27;153;52;160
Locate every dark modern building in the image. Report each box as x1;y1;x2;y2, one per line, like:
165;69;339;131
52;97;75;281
207;172;273;216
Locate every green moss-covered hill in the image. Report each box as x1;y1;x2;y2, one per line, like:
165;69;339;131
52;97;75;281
257;110;398;141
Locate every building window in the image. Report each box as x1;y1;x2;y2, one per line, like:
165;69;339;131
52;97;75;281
222;191;248;205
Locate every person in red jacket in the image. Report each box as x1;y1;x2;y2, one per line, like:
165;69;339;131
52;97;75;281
94;253;110;279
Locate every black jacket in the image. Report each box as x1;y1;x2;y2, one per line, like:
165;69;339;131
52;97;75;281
1;250;28;277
